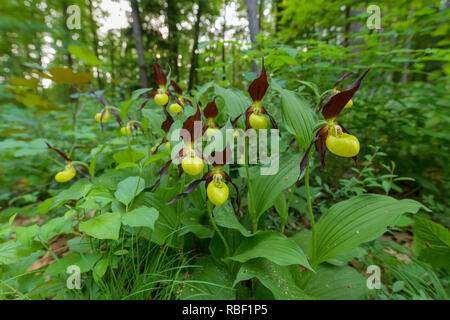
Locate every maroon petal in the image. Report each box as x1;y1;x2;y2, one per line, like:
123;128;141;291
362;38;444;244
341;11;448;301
315;126;329;168
182;106;202;143
45;142;72;162
231;113;244;128
321;68;371;121
109;109;123;127
151;160;172;191
248;59;268;102
203;99;218;119
333;69;360;88
90;86;108;106
153;59;167;87
300;136;319;175
221;171;240;212
260;106;279;133
162;107;174;134
170;80;183;95
167;172;211;204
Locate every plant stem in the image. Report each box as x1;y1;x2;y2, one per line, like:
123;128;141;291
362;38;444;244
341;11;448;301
245;137;257;233
207;201;230;257
304;159;317;270
281;182;296;233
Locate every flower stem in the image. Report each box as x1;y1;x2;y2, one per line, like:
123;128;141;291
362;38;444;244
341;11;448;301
245;137;257;233
207;201;230;257
281;182;296;233
304;159;318;269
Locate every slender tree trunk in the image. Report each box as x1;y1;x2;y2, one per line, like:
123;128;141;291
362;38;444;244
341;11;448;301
274;0;283;33
130;0;149;89
88;0;104;89
222;2;227;80
258;0;263;31
188;0;203;91
245;0;260;73
167;0;180;80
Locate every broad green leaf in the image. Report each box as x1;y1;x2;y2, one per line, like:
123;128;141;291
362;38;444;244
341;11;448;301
304;264;370;300
68;45;102;65
133;192;178;246
44;252;101;276
179;256;235;300
0;241;21;265
113;148;145;164
274;193;287;227
233;258;313;300
215;85;251;120
414;216;450;271
93;257;109;282
121;206;159;229
272;81;317;149
228;231;311;269
16;224;39;246
213;202;252;237
249;154;301;219
114;176;146;206
50;179;92;210
79;212;121;240
312;194;424;265
39;216;74;242
131;88;152;100
180;209;214;239
143;152;169;168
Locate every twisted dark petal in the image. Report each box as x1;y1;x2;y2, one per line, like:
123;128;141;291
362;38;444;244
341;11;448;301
300;136;319;176
221;172;240;212
153;59;167;86
333;69;360;88
167;172;211;204
248;59;268;102
138;99;150;111
174;96;184;109
129;122;135;140
170;80;183;95
100;108;105;132
152;137;166;155
352;156;358;166
109;109;122;127
90;86;108;106
161;107;174;133
260;106;280;135
315;125;329;168
151;160;172;191
184;98;193;106
74;166;91;181
178;163;184;177
231;113;244;128
45;142;72;162
134;122;146;136
321;68;371;121
182;106;202;143
244;106;254;130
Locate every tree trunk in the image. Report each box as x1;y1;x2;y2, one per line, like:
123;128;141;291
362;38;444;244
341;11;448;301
188;0;203;91
222;2;227;80
88;0;104;89
167;0;179;80
245;0;260;74
130;0;149;89
274;0;283;33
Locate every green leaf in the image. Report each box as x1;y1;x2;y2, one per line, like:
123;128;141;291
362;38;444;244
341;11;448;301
228;231;311;269
179;256;235;300
312;194;423;265
0;241;21;265
133;192;178;246
93;257;109;282
131;88;152;100
215;85;251;120
274;193;287;227
44;252;101;275
114;176;146;206
143;152;170;168
113;148;145;164
304;264;370;300
272;81;317;149
233;258;313;300
39;216;74;242
249;154;301;219
68;45;102;65
180;209;214;239
50;179;92;210
16;224;39;246
414;216;450;271
213;202;252;237
121;206;159;229
79;212;121;240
